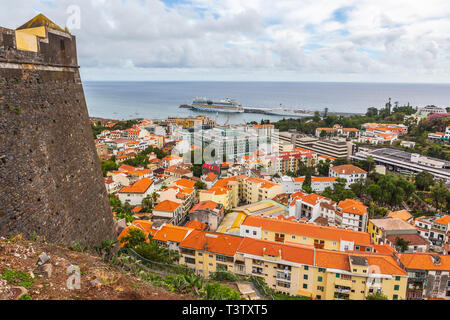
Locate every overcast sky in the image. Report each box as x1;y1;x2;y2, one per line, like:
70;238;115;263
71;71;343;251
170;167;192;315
2;0;450;82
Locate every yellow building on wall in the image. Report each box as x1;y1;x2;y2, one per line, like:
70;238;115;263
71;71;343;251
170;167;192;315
14;14;69;52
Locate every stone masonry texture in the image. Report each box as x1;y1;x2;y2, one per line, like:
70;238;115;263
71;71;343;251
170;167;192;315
0;26;115;246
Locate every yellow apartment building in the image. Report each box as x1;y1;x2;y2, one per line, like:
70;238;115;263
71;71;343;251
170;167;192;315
243;177;283;204
368;218;418;245
199;187;233;210
178;230;408;300
178;230;244;278
240;215;373;252
236;237;408;300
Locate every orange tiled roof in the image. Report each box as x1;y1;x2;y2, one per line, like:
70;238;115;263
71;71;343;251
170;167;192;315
315;249;350;270
119;164;137;172
291;191;307;198
163;154;182;161
245;176;279;189
132;169;152;177
365;255;407;275
312;177;339;182
242;215;371;245
119;178;153;194
212;176;240;189
190;201;220;213
133;220;155;233
315;250;407;275
201;187;229;196
319;155;337;160
204;172;218;182
330;164;367;175
185;220;208;231
299;193;325;206
132;206;143;213
434;215;450;225
152;225;192;243
387;210;412;221
180;230;244;256
317;128;337;131
399;253;450;271
174;178;196;189
118;220;156;246
153;200;181;212
373;244;397;255
237;237;314;265
338;199;368;216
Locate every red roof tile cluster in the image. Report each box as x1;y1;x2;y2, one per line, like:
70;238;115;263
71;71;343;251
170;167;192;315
153;200;181;212
399;253;450;271
337;199;368;216
180;230;244;256
119;178;154;194
242;215;372;245
184;220;208;231
190;201;221;213
330;164;367;175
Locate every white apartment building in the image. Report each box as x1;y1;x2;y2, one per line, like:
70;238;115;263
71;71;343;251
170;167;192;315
329;164;367;188
118;178;155;206
280;176;338;193
335;199;368;232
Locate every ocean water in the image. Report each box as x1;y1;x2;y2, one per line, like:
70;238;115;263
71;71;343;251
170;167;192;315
83;81;450;124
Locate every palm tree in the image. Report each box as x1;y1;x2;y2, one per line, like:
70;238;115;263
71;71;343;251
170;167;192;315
151;191;159;203
141;196;153;211
366;155;375;173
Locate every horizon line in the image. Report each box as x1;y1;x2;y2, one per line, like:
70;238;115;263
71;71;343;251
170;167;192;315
83;79;450;85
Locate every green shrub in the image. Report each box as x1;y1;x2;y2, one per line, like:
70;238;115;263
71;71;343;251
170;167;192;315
210;271;237;282
200;282;241;300
1;268;34;288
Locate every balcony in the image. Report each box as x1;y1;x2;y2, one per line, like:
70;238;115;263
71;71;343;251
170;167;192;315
334;285;351;298
314;243;325;249
409;277;426;282
234;263;246;275
180;248;196;257
184;257;196;265
276;272;291;281
334;292;350;300
275;234;285;243
252;267;264;275
253;259;264;266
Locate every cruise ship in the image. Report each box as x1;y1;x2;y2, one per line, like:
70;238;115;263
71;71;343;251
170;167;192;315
191;98;244;113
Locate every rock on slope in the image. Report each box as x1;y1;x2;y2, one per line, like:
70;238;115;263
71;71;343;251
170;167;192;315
0;236;190;300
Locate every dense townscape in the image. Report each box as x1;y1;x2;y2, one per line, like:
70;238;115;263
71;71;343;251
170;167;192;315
1;12;450;303
93;101;450;300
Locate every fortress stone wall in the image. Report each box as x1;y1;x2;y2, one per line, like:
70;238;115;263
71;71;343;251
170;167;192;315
0;18;116;246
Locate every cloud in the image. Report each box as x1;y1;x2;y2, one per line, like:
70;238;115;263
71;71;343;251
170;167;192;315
1;0;450;81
